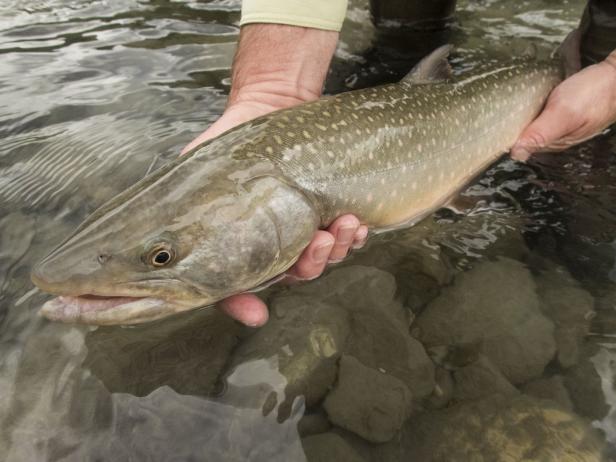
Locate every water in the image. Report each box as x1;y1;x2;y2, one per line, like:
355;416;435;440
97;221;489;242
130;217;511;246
1;0;615;460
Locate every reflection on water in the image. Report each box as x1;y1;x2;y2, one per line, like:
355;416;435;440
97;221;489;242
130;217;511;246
1;0;615;460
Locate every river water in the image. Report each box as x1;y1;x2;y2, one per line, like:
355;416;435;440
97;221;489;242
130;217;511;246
1;0;615;461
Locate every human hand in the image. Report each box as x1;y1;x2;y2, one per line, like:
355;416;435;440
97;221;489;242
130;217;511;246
181;98;292;155
511;50;616;161
219;215;368;327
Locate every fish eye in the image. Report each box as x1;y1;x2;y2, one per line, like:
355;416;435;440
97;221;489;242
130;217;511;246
147;245;175;268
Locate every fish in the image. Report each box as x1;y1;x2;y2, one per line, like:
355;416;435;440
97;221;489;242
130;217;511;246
31;45;563;325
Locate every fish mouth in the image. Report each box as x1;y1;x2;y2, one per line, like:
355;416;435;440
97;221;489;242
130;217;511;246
39;294;176;325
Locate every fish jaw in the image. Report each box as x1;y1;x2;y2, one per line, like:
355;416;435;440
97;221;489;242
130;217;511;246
31;265;207;325
38;294;204;325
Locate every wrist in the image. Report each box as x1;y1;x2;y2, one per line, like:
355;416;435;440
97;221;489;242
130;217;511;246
228;79;321;112
227;24;338;109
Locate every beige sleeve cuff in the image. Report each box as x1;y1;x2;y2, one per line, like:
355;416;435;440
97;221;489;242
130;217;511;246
240;0;348;32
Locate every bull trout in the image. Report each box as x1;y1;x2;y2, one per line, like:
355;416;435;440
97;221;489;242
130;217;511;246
31;46;563;324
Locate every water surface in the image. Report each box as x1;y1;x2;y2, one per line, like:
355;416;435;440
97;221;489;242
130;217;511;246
1;0;615;460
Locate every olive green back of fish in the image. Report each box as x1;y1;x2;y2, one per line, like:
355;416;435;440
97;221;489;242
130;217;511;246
212;52;560;229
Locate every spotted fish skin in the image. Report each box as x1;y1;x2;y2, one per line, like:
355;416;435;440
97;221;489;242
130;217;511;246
242;58;561;228
31;52;562;325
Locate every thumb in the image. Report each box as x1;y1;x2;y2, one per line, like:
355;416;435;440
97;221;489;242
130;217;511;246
511;103;572;161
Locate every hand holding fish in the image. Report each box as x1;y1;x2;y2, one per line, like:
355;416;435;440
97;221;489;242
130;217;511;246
183;24;367;326
182;24;337;155
512;49;616;160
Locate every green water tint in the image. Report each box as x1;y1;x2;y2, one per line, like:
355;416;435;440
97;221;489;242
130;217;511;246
0;0;615;460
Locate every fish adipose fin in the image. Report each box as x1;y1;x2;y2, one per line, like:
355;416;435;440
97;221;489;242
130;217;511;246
402;44;453;84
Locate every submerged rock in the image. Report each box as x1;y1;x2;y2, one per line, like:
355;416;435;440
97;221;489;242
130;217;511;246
425;367;454;409
298;410;331;437
323;355;412;443
228;298;350;417
224;266;435;422
414;257;556;384
535;264;595;369
564;351;610;421
302;432;366;462
93;385;306;462
344;303;435;400
452;356;518;402
592;289;616;335
85;309;239;397
290;264;400;310
393;243;454;313
400;394;605;462
522;375;573;411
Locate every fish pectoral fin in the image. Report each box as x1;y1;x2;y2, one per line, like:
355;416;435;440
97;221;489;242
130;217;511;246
402;44;453;84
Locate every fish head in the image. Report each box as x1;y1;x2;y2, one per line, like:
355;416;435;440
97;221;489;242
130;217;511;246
31;173;318;325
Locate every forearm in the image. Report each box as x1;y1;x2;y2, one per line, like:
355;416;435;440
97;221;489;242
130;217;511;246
227;24;338;109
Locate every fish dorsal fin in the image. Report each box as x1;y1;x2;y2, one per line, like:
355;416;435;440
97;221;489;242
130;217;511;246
402;44;453;84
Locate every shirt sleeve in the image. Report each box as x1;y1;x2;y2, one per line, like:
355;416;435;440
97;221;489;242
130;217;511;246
240;0;348;32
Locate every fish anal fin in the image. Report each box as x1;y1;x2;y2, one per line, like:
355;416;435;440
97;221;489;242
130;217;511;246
402;44;453;84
